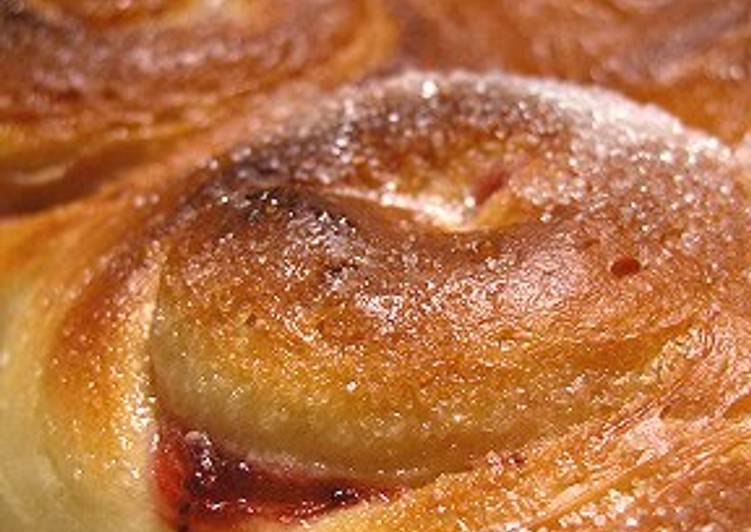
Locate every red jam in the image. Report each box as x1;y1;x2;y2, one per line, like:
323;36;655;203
154;421;394;531
472;167;509;207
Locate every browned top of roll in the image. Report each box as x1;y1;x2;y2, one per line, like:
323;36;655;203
2;0;751;216
2;71;748;531
0;0;397;214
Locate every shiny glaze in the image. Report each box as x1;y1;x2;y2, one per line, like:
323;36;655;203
1;70;750;531
2;0;751;214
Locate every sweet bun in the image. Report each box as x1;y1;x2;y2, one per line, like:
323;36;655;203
1;2;750;532
0;0;396;214
3;0;750;215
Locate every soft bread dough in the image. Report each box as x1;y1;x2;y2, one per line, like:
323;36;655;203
1;72;750;531
1;0;751;530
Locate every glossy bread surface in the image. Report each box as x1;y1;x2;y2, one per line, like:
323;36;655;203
2;0;751;215
1;2;750;532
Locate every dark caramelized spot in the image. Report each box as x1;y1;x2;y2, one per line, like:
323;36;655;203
609;256;642;278
508;451;526;467
154;421;395;530
322;258;361;285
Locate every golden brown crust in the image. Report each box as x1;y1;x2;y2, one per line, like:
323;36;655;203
0;0;399;214
403;0;751;144
152;73;751;483
1;70;750;530
2;1;751;530
3;0;751;216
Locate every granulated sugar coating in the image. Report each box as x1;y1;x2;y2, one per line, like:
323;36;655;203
142;72;751;527
1;68;750;532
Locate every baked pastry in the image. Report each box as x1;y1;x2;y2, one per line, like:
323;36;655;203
2;0;750;216
0;0;396;214
1;2;750;532
2;70;750;531
406;0;751;144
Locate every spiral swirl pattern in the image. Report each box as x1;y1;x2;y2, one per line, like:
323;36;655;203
0;0;397;214
1;70;750;531
2;0;751;215
2;1;751;531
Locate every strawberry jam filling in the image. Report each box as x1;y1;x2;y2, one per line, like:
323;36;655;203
154;421;396;530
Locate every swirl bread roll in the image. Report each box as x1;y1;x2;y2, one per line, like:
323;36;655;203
403;0;751;144
0;71;750;531
0;0;399;215
3;0;751;217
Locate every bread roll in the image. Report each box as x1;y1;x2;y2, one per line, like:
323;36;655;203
1;2;750;531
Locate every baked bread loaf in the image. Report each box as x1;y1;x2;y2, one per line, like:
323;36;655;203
1;2;750;531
